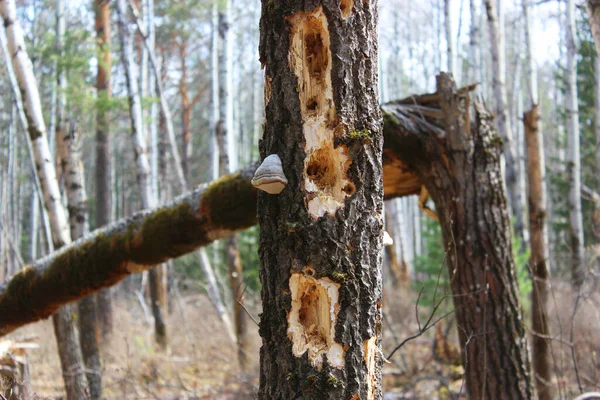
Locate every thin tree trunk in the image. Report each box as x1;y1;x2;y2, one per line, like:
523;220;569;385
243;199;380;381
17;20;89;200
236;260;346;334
116;0;167;350
484;0;526;247
179;40;191;182
0;1;89;398
566;0;585;286
216;0;248;369
594;55;600;269
445;0;454;74
59;120;103;400
128;4;187;193
524;106;552;400
94;0;114;341
468;0;480;86
210;2;220;182
522;2;552;398
258;1;384;397
383;74;535;399
29;185;39;262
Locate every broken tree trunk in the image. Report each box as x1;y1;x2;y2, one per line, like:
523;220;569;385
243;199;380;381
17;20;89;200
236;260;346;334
257;1;384;398
383;74;534;399
524;106;552;400
522;2;552;397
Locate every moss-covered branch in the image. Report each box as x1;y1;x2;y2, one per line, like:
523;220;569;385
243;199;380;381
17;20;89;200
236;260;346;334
0;103;426;337
0;167;258;336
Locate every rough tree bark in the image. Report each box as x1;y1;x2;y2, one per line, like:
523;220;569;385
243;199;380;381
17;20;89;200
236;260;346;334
94;0;114;342
483;0;527;247
523;1;552;398
258;1;384;398
59;121;102;399
383;74;534;399
566;0;585;286
116;0;167;349
0;1;89;398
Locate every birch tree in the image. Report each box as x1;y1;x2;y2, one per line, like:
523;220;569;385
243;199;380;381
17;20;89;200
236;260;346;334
58;120;102;399
215;0;248;371
484;0;527;246
0;1;89;398
116;0;167;349
445;0;454;74
566;0;585;286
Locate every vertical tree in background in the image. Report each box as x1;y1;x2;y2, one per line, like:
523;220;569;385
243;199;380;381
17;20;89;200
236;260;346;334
522;1;552;397
587;0;600;55
215;0;248;370
258;0;384;397
444;0;454;74
0;1;89;398
94;0;114;341
484;0;527;246
566;0;585;286
468;0;480;86
59;121;102;399
116;0;167;349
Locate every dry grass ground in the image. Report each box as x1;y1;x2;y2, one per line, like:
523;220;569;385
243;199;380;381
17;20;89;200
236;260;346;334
2;278;599;399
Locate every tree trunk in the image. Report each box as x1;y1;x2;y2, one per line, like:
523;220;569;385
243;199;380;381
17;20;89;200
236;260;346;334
128;3;187;193
0;1;89;398
566;0;585;286
444;0;454;74
468;0;480;88
210;2;220;182
258;1;384;398
522;2;552;398
594;55;600;270
216;1;249;369
523;106;552;400
383;74;534;399
116;0;167;349
179;40;191;182
586;0;600;56
58;120;103;400
94;0;114;342
483;0;526;247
